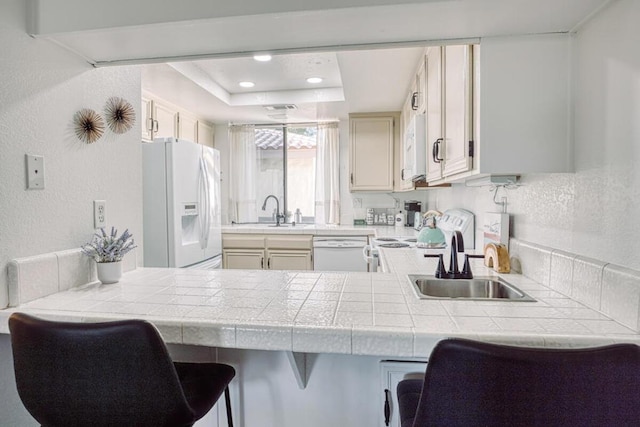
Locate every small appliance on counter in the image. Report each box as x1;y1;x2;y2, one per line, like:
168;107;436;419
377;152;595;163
416;210;446;248
404;201;422;227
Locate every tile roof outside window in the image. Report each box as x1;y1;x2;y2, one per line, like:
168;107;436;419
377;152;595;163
254;128;316;149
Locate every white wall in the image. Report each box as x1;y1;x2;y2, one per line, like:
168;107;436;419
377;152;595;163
0;2;142;422
0;0;143;304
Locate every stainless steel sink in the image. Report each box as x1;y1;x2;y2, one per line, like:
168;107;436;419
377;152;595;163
407;275;535;301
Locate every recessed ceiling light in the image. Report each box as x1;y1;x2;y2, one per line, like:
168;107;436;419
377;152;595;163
239;81;255;88
253;54;272;62
306;77;323;84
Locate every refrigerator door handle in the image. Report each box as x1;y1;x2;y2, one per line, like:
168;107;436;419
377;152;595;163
198;157;208;250
202;156;212;249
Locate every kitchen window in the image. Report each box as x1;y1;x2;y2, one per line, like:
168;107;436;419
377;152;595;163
255;125;317;223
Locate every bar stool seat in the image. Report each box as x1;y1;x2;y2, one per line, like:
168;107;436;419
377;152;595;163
9;312;235;427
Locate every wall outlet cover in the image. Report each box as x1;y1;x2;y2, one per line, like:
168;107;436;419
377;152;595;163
26;154;45;190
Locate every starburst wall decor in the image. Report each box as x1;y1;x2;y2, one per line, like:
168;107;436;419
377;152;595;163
105;97;135;134
73;108;105;144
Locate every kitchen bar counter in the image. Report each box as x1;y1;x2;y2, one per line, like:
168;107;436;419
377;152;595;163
2;256;638;357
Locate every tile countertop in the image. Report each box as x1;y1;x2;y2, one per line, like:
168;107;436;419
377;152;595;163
221;223;419;238
1;249;638;358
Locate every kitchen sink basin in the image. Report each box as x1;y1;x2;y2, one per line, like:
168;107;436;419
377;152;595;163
407;275;535;301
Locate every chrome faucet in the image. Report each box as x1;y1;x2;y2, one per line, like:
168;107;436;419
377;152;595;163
261;195;284;226
424;231;483;279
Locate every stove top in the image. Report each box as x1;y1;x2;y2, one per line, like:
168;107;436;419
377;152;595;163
372;236;416;249
377;242;411;248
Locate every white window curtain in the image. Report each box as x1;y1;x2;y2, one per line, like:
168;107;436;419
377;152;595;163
314;122;340;224
229;124;258;223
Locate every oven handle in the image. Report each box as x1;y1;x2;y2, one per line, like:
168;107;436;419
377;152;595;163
362;244;374;263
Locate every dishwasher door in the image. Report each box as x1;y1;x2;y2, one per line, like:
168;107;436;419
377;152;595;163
313;236;368;272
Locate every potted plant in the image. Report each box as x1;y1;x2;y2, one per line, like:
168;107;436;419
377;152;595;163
81;227;136;284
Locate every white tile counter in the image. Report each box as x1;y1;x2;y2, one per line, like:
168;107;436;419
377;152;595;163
2;256;638;358
221;224;378;236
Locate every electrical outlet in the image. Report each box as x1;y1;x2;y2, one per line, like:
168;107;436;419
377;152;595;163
94;200;106;228
26;154;45;189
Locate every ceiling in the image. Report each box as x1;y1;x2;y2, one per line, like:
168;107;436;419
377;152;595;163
141;47;425;124
33;0;612;124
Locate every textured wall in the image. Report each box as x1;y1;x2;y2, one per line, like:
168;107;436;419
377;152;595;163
0;0;142;309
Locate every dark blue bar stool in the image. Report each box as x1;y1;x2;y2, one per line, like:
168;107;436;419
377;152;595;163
9;312;235;427
398;338;640;427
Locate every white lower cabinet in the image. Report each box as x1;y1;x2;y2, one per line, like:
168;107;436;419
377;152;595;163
380;361;428;427
222;249;265;270
222;234;313;270
267;250;312;270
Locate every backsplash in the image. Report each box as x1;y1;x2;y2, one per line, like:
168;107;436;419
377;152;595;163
7;249;137;307
510;238;640;332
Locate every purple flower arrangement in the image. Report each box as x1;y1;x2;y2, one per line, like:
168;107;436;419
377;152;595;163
81;227;136;263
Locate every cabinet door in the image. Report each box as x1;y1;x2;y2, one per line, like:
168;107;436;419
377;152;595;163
197;121;215;148
380;361;428;427
223;249;265;269
141;96;154;142
177;112;198;142
350;116;394;191
153;100;178;139
415;56;427;114
267;250;312;271
442;45;473;177
399;95;415;190
425;46;444;182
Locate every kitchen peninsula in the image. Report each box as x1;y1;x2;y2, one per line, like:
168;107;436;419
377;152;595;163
3;232;639;427
3;243;638;356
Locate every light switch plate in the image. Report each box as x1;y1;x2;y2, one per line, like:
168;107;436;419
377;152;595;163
26;154;45;189
94;200;106;228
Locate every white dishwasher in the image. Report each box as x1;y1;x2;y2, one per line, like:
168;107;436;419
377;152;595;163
313;236;369;272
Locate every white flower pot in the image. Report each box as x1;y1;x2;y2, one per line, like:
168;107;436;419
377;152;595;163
96;261;122;284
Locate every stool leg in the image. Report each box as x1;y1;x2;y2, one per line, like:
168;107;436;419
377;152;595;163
224;386;233;427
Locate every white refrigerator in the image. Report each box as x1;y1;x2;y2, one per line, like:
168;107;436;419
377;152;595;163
142;137;222;268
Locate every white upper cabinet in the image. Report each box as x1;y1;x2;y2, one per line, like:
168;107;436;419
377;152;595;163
177;111;198;142
423;34;572;184
442;45;474;178
152;99;178;139
349;115;395;191
425;45;474;183
414;57;427;115
425;46;445;182
197;121;215;148
398;94;416;190
142;92;215;147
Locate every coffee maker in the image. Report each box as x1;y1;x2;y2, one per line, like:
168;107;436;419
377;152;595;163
403;201;422;227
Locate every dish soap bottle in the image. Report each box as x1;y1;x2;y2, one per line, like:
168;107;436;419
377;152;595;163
294;208;302;224
395;210;404;227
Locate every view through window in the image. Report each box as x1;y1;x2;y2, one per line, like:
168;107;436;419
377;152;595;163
255;125;317;223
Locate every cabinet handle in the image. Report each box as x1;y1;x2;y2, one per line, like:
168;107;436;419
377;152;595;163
350;173;354;184
261;257;264;269
153;119;159;132
401;169;405;180
432;138;443;163
384;389;391;426
411;92;419;111
267;257;271;269
146;117;154;132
